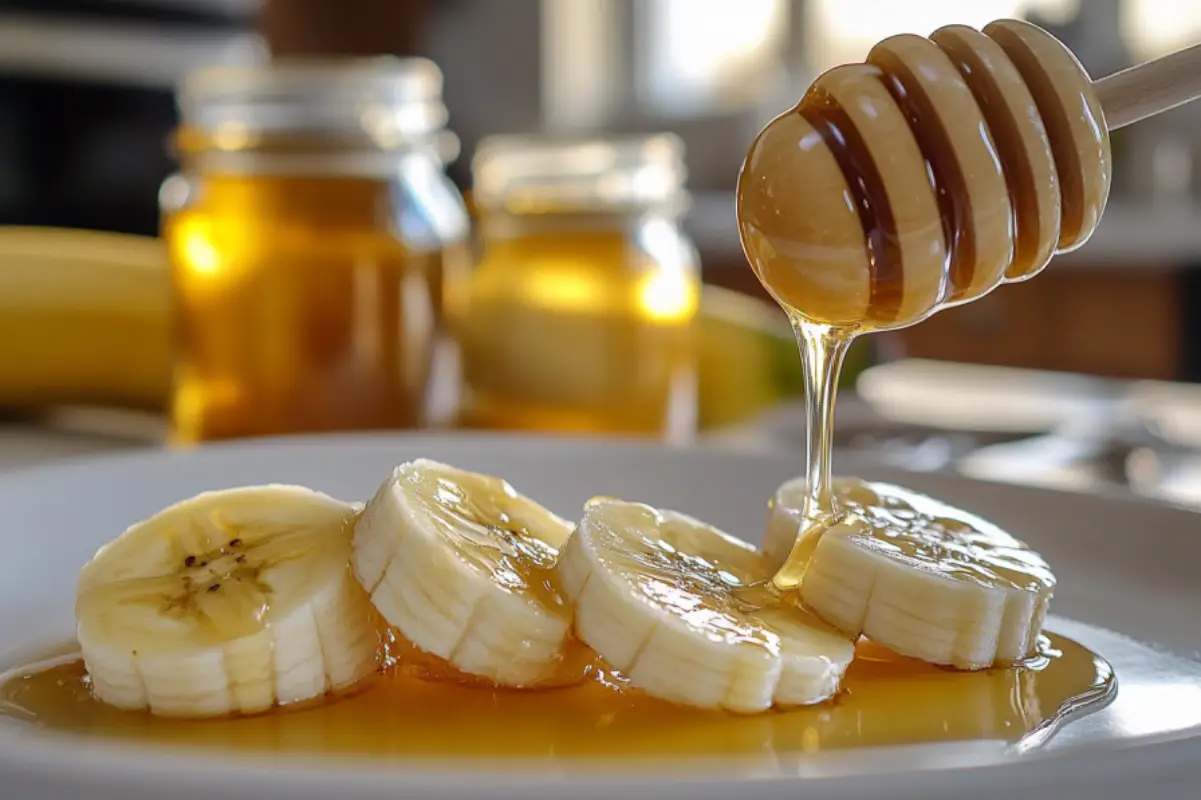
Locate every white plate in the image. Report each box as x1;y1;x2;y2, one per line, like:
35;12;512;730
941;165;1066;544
0;433;1198;800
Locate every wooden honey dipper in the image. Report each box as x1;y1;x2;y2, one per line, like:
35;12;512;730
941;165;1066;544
737;18;1201;332
737;19;1201;589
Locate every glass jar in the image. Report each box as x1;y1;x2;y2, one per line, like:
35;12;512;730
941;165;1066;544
450;134;700;441
162;57;469;443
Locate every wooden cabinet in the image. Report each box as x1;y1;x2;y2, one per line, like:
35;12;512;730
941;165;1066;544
894;270;1181;380
703;253;1183;381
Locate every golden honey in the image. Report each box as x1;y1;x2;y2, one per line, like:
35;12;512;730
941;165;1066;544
768;477;1056;605
451;136;700;441
0;632;1112;759
163;58;469;443
166;175;462;442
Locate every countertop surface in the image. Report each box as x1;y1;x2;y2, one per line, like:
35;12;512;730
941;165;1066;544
0;411;795;476
7;360;1201;513
0;425;147;474
0;409;165;474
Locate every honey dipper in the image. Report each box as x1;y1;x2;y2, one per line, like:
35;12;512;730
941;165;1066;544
737;19;1201;331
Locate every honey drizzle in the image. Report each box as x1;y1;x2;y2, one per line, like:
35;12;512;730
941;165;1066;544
413;469;572;615
0;633;1115;759
780;73;963;585
770;46;1047;588
780;86;907;583
773;318;854;590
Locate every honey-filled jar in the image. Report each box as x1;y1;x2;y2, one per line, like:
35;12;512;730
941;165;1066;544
162;58;469;443
451;135;700;441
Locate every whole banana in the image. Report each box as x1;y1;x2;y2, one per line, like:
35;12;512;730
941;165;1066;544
0;227;171;410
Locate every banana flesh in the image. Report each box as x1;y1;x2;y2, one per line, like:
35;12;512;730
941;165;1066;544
75;485;381;718
351;459;583;687
768;477;1056;670
69;455;1062;719
557;497;855;713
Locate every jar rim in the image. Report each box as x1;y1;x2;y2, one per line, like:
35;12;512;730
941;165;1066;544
177;56;449;149
471;133;688;214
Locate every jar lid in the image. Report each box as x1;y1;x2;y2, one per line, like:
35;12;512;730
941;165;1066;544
177;56;449;149
471;134;688;214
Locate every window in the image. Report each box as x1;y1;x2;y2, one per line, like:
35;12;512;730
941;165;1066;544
1123;0;1201;61
805;0;1079;71
637;0;788;117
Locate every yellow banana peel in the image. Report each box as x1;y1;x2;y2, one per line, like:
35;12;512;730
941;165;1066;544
0;227;172;410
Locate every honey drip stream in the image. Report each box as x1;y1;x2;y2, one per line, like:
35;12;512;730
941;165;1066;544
772;318;855;590
0;633;1113;760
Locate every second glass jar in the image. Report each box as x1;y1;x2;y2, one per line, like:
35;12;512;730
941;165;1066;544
449;134;700;441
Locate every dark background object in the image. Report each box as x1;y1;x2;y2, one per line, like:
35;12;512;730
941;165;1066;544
0;0;453;235
0;75;178;235
0;0;253;235
257;0;427;57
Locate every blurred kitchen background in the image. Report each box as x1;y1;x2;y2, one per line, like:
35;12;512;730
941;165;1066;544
5;0;1201;507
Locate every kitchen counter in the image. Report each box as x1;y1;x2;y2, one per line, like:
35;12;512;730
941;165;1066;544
9;360;1201;513
0;414;793;476
0;409;163;473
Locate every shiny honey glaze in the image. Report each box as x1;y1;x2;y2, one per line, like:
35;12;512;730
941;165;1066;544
0;632;1113;760
399;462;575;632
768;477;1055;602
826;480;1055;590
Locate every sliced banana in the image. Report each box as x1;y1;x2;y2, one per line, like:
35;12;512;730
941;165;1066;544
768;476;1056;670
75;485;381;718
558;498;855;713
352;459;580;687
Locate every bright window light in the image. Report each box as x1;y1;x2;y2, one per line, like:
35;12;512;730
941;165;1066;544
639;0;788;116
1123;0;1201;61
805;0;1079;70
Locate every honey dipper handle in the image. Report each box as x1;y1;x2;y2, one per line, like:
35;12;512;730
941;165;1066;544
1095;42;1201;130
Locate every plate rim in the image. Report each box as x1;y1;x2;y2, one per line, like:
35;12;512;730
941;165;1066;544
0;428;1193;516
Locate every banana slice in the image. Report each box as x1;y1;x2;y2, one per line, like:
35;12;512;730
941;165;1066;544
768;477;1056;669
352;459;580;687
557;498;855;713
75;485;381;718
